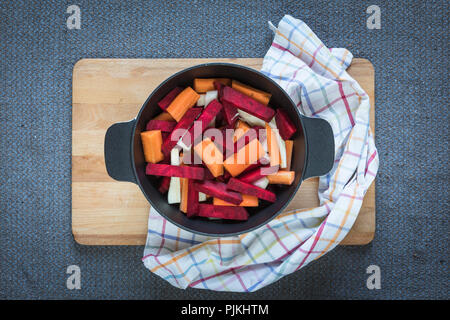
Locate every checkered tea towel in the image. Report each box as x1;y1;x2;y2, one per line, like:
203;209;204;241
142;15;379;292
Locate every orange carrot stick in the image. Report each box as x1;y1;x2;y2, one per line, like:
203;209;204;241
265;123;280;167
193;78;231;93
180;177;188;213
224;139;265;177
194;138;224;177
153;112;175;121
231;80;272;105
166;87;200;122
285;140;293;170
233;120;250;143
213;194;259;207
267;171;295;185
140;130;164;163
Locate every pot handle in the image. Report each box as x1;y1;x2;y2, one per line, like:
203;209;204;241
301;117;335;180
104;119;137;183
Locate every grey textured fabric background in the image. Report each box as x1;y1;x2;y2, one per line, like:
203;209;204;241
0;0;448;299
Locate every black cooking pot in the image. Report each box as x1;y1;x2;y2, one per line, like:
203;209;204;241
104;63;334;237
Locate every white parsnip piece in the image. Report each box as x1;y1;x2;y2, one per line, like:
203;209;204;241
168;148;181;204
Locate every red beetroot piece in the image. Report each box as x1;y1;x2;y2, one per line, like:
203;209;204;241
145;120;176;132
180;99;223;148
186;179;199;217
223;170;232;182
192;163;215;180
161;132;170;141
227;178;276;202
193;180;243;205
222;86;275;122
146;163;205;180
213;127;234;159
216;170;232;183
157;87;184;111
275;109;297;140
161;107;202;157
238;156;271;176
214;81;226;101
158;176;171;194
197;204;249;221
214;108;225;127
239;162;262;176
237;165;279;183
222;100;239;127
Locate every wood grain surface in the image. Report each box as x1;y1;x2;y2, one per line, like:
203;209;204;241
72;58;375;245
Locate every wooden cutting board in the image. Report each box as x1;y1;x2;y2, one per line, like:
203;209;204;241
72;58;375;245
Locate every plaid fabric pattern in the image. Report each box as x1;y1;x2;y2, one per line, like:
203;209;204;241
142;15;379;292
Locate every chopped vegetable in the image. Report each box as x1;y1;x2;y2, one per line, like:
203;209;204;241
199;192;207;202
234;127;258;153
180;177;188;213
193;138;224;178
285;140;293;170
253;177;269;189
223;138;265;177
267;170;295;185
222;101;239;127
168;148;181;204
140;130;164;164
158;87;184;111
166;86;200;122
204;91;219;127
186;179;199;217
196;94;206;106
214;81;226;100
193;78;231;93
265;123;280;167
222;171;232;182
222;86;275;122
161;107;202;157
214;108;225;127
146;120;177;132
237;109;267;127
227;178;276;202
212;127;234;159
253;125;266;142
180;99;223;148
201;163;216;180
238;161;262;176
231;80;272;105
233;120;250;143
268;118;287;169
275;109;297;140
238;165;279;183
193;180;243;205
179;148;198;165
213;194;258;207
158;176;171;194
197;204;249;221
161;132;170;141
204;90;218;106
153;112;175;121
146;163;205;180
